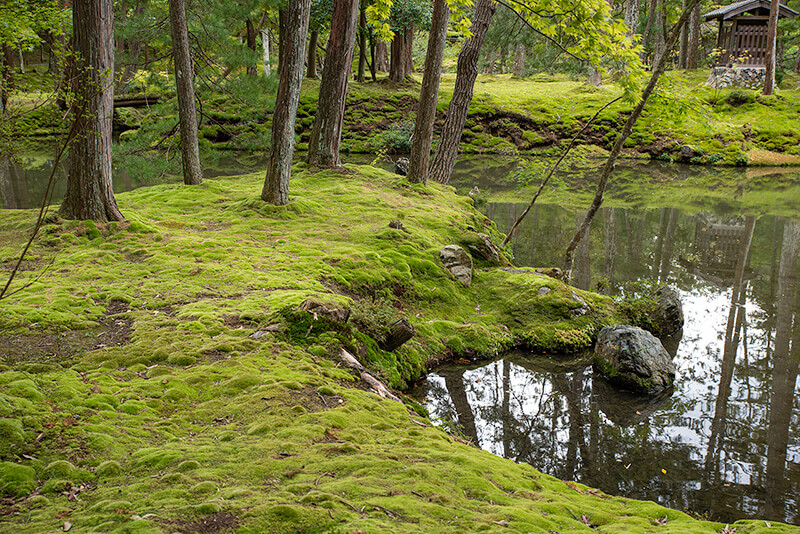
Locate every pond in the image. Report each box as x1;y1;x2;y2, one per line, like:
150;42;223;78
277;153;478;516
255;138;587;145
412;185;800;526
4;150;800;526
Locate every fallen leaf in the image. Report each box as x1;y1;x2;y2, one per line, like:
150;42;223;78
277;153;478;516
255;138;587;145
661;468;667;474
566;481;584;494
63;521;72;532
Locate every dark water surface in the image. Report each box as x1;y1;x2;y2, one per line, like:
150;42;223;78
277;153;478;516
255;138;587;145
5;151;800;525
413;200;800;526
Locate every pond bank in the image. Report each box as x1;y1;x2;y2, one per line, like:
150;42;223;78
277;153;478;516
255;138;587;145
0;165;793;532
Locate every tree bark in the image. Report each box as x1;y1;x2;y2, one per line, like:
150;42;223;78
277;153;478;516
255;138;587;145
513;44;526;76
406;0;449;184
687;4;700;69
307;31;319;78
562;0;701;282
653;0;666;67
261;0;311;205
60;0;124;222
624;0;640;35
678;0;688;68
357;2;367;82
429;0;496;185
246;18;258;76
262;29;271;76
763;0;780;95
641;0;658;61
307;0;359;168
169;0;203;185
1;45;13;115
390;29;408;82
376;41;389;71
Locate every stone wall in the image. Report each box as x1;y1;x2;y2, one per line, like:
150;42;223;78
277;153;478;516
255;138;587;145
705;66;766;90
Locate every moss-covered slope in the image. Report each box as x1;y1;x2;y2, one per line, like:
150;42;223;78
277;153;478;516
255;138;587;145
0;166;793;532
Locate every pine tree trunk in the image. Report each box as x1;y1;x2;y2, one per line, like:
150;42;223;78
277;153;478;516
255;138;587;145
246;18;258;76
307;31;318;78
642;0;658;62
653;0;666;67
406;0;449;184
357;2;367;82
404;25;414;73
60;0;124;222
376;41;389;71
1;45;13;115
262;0;311;205
763;0;780;95
307;0;359;168
513;44;526;76
169;0;203;185
429;0;495;185
687;4;700;69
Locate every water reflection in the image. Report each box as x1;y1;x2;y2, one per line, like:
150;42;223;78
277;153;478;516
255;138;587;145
414;205;800;526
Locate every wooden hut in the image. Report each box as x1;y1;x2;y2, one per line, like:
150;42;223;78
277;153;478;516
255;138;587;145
704;0;797;67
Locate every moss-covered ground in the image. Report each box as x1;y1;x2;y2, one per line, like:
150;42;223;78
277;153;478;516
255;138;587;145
1;165;796;532
10;69;800;168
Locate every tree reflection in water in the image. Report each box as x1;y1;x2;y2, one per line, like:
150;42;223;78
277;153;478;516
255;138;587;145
413;206;800;526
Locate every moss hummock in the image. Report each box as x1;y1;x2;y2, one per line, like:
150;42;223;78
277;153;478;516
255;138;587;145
0;165;794;532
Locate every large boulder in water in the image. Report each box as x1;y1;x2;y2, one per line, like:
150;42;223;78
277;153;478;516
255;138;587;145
594;325;675;394
654;286;683;335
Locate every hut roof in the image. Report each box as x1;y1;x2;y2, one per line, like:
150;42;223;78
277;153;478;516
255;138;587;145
704;0;798;20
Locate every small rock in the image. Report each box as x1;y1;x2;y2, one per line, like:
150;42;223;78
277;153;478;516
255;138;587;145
394;158;409;176
467;233;501;263
439;245;473;287
654;286;683;335
679;145;694;160
250;331;266;340
535;267;562;279
594;325;676;394
300;300;350;323
569;292;590;317
389;220;404;230
537;287;551;296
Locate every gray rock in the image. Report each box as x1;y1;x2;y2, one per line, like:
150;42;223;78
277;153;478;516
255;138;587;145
395;158;409;176
594;325;675;394
467;233;501;263
654;286;683;335
300;300;350;323
537;287;551;296
439;245;473;287
569;292;590;317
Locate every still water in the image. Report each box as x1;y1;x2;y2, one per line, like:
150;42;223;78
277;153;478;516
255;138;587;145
413;200;800;525
4;151;800;525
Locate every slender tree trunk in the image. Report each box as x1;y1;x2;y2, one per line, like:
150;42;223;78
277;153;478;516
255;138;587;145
513;44;526;76
764;0;780;95
262;2;310;204
1;45;13;115
562;0;701;282
357;2;367;82
169;0;203;185
307;31;319;78
262;29;271;76
653;0;666;67
678;0;688;68
369;33;377;80
406;0;449;184
687;4;700;69
404;24;414;73
246;18;258;76
60;0;124;222
429;0;496;184
642;0;658;61
307;0;359;168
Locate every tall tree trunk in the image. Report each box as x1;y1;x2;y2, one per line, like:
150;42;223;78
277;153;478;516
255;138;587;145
262;1;311;205
169;0;203;185
1;45;13;115
307;0;359;168
686;4;700;69
390;29;408;82
357;2;367;82
678;0;688;68
60;0;124;222
641;0;658;61
404;24;414;73
369;33;377;80
429;0;496;185
376;41;389;72
513;44;526;76
653;0;666;67
624;0;640;35
562;0;701;282
763;0;780;95
246;18;258;76
307;31;319;78
262;29;271;76
406;0;449;184
118;2;145;92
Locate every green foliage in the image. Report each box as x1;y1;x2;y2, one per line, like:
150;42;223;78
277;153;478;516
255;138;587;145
382;119;415;152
